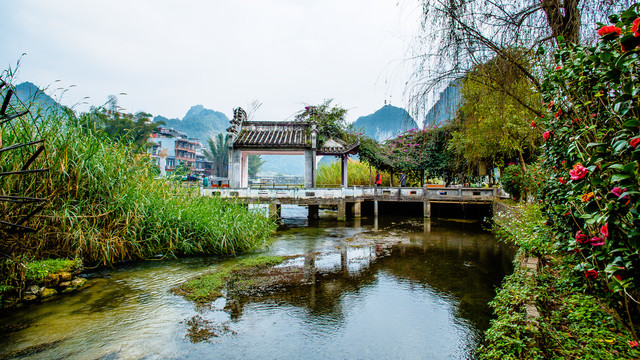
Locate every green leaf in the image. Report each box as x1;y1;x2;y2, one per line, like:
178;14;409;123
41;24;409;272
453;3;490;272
611;174;631;182
586;142;606;148
554;205;567;213
600;51;613;62
623;162;637;173
613;139;628;153
623;119;640;128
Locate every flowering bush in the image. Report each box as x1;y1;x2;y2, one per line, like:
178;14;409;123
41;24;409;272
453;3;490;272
539;3;640;324
501;165;526;201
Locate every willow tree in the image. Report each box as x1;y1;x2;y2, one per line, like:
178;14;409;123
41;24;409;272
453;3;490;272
448;50;542;199
409;0;635;121
450;51;541;168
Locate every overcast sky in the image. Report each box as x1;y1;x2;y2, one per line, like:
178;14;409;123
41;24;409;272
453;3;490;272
1;0;423;124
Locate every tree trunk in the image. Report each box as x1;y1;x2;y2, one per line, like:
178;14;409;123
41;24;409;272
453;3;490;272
541;0;581;44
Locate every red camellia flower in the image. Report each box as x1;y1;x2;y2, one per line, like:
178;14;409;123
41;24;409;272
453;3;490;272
530;120;537;128
631;137;640;149
543;131;552;141
558;177;566;185
632;17;640;37
555;65;562;71
575;231;589;245
600;223;609;238
597;25;621;37
629;340;639;348
555;109;562;118
590;236;605;246
569;163;588;181
584;269;598;279
611;186;625;197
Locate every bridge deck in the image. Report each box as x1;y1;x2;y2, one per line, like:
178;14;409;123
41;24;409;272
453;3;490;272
202;186;497;205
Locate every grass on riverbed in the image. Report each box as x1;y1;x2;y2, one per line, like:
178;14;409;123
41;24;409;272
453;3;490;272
174;255;286;303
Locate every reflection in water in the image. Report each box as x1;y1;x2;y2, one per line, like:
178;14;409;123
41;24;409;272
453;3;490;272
0;206;513;360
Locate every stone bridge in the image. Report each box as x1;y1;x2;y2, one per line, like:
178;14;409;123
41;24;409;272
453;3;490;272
202;186;498;220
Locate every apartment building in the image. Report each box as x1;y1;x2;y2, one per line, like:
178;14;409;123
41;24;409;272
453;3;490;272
149;127;213;176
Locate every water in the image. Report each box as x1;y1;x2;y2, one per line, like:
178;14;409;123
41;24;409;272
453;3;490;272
0;206;514;360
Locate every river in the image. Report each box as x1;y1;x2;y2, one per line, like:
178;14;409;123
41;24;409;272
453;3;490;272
0;206;514;360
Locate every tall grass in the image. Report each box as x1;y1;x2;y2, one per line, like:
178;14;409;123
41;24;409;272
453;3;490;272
1;82;276;267
316;158;391;186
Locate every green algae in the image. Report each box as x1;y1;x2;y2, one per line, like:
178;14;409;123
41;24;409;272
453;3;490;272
174;255;286;303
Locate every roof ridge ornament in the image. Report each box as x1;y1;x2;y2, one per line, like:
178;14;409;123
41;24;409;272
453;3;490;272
227;107;247;143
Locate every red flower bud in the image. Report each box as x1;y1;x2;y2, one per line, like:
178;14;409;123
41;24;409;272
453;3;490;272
584;269;598;279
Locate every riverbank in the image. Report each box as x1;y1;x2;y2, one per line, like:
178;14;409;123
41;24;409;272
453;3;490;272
0;81;278;308
479;202;640;359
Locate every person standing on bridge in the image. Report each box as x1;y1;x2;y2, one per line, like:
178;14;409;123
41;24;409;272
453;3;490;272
375;170;382;187
400;172;406;187
202;175;209;189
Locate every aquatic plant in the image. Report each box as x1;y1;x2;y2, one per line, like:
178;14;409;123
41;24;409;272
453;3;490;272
174;255;286;303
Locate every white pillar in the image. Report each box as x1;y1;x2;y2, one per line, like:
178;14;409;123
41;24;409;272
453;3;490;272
341;154;348;188
229;148;243;188
241;152;249;188
304;150;316;188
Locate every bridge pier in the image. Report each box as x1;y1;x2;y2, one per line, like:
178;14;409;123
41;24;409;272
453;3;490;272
423;201;431;218
351;201;362;218
374;200;379;216
337;202;346;221
424;218;431;233
308;205;319;220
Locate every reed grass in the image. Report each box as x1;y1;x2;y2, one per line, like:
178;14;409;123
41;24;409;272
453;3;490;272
316;158;391;186
0;82;277;270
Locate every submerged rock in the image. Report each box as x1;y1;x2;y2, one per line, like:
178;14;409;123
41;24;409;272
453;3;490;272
39;288;57;299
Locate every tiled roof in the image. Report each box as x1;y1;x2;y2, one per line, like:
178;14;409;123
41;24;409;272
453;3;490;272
234;121;310;148
318;138;360;155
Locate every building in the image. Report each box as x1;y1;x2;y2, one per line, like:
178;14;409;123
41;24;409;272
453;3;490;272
149;127;214;176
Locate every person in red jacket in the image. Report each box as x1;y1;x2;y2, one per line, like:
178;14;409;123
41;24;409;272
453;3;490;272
375;170;382;187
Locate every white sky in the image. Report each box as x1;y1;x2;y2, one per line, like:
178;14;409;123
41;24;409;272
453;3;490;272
1;0;423;123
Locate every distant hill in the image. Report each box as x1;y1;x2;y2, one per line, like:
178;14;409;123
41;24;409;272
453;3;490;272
423;81;461;126
14;82;63;112
351;105;418;141
153;105;230;141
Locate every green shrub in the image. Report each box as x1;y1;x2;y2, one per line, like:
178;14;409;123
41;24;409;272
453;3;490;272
538;3;640;328
501;165;526;201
